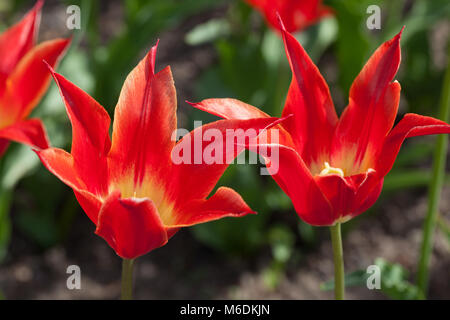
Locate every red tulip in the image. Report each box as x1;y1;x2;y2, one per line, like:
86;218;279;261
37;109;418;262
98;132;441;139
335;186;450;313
0;0;70;157
37;42;283;259
190;23;450;226
246;0;333;33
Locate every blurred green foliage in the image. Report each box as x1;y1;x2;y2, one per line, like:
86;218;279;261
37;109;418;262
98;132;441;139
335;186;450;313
0;0;449;299
321;258;423;299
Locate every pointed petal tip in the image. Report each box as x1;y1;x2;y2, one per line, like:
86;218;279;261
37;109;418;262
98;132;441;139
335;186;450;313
66;33;75;43
59;36;72;54
267;113;294;129
42;58;57;78
149;39;159;55
41;37;72;74
276;12;287;32
33;0;44;12
394;26;405;42
29;0;44;28
145;39;160;75
29;0;44;15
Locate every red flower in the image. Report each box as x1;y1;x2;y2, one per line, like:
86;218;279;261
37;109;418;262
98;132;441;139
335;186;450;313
246;0;332;33
190;23;450;226
37;42;282;259
0;0;70;157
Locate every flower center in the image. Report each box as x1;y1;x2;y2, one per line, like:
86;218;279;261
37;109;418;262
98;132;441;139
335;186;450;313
319;162;344;177
109;175;175;226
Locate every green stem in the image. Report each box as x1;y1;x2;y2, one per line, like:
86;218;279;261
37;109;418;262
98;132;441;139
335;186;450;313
121;258;135;300
417;45;450;298
330;223;345;300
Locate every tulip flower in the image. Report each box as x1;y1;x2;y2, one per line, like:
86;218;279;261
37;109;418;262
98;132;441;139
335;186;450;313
0;0;70;157
37;41;283;299
246;0;332;33
190;20;450;299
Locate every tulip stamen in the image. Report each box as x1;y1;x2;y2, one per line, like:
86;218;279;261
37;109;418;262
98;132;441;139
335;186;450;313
319;162;344;177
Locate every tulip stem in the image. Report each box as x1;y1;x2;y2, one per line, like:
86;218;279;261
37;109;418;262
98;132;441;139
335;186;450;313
330;223;345;300
417;46;450;298
121;258;135;300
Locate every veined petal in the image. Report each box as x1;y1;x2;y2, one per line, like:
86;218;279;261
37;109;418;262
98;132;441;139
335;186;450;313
3;38;71;121
109;44;177;189
352;171;384;217
95;191;168;259
170;117;284;206
189;98;295;148
315;175;355;223
332;29;403;173
0;0;42;76
0;118;49;150
279;20;338;164
189;98;270;119
48;67;111;195
257;143;334;226
315;170;384;223
170;187;254;227
377;113;450;177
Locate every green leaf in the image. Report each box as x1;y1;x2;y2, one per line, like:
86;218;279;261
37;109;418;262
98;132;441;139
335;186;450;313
185;18;231;46
375;258;422;300
331;0;371;94
321;258;423;299
320;269;368;291
1;145;39;190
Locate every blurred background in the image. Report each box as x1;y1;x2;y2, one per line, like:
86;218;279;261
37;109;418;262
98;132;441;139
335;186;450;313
0;0;449;299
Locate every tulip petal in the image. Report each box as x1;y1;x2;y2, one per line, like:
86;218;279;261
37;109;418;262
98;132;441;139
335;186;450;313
0;118;49;150
315;170;384;222
189;98;270;120
189;98;295;148
0;0;42;76
279;22;338;164
257;143;334;225
332;29;403;173
353;174;384;217
95;191;168;259
109;44;177;189
1;38;70;123
73;189;103;224
377;113;450;177
48;67;111;195
170;117;284;206
36;147;85;190
314;175;357;222
171;187;255;227
248;0;332;33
